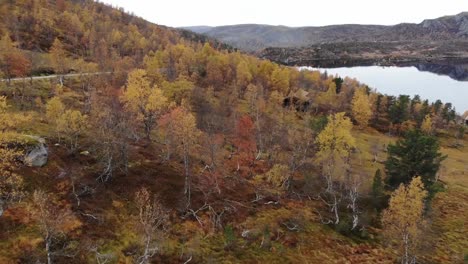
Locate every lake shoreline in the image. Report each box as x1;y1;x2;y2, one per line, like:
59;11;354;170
259;40;468;69
296;59;468;82
302;65;468;112
279;57;468;69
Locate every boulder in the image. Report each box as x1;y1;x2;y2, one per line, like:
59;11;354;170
24;136;48;167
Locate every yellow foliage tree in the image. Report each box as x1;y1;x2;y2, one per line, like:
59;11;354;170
351;88;372;128
121;69;169;140
316;112;356;161
236;60;252;89
161;78;194;106
0;34;14;57
167;107;200;208
0;34;15;82
254;164;290;196
317;82;338;109
176;45;196;79
56;110;88;151
270;67;290;95
420;114;433;135
0;96;31;134
315;112;356;224
49;38;68;86
0;96;25;216
382;176;427;264
266;164;289;189
0;147;24;216
143;50;166;84
46;97;65;122
0;96;12;132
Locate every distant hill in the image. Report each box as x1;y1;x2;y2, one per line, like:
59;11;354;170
184;12;468;51
183;26;213;34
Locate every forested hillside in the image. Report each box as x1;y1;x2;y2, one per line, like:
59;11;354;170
0;0;229;79
0;1;466;263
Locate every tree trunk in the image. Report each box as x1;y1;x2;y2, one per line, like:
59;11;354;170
46;236;52;264
332;194;340;225
255;108;264;153
145;128;151;141
184;149;191;209
140;235;151;264
402;232;409;264
0;200;4;217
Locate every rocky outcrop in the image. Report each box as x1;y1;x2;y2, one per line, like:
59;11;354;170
421;12;468;37
24;136;48;167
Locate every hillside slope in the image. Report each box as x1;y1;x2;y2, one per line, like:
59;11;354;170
0;0;229;75
0;1;466;264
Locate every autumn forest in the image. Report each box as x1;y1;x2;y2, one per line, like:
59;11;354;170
0;1;467;263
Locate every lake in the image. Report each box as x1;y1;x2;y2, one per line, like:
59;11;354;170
301;64;468;113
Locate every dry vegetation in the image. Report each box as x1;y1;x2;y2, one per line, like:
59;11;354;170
0;1;466;263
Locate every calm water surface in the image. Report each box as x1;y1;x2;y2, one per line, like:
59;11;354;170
302;66;468;113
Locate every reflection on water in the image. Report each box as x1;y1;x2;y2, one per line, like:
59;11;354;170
414;63;468;82
302;65;468;112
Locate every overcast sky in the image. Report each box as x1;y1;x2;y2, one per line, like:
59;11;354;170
99;0;468;27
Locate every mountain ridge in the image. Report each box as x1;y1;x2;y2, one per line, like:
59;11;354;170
183;12;468;51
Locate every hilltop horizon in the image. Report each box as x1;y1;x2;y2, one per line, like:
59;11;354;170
182;11;468;28
100;0;468;27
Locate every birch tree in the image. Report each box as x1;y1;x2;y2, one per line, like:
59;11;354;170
0;147;23;217
134;188;168;264
121;69;169;140
351;88;372;129
382;177;427;264
32;190;80;264
315;112;356;225
49;38;68;86
56;110;88;152
161;107;200;208
0;96;25;216
420;114;433;135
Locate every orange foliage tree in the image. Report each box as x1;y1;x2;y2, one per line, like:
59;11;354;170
233;115;257;174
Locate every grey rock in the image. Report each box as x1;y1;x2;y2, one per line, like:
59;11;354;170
241;230;251;238
24;136;48;167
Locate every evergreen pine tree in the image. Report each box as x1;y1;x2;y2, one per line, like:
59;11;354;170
385;130;446;197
